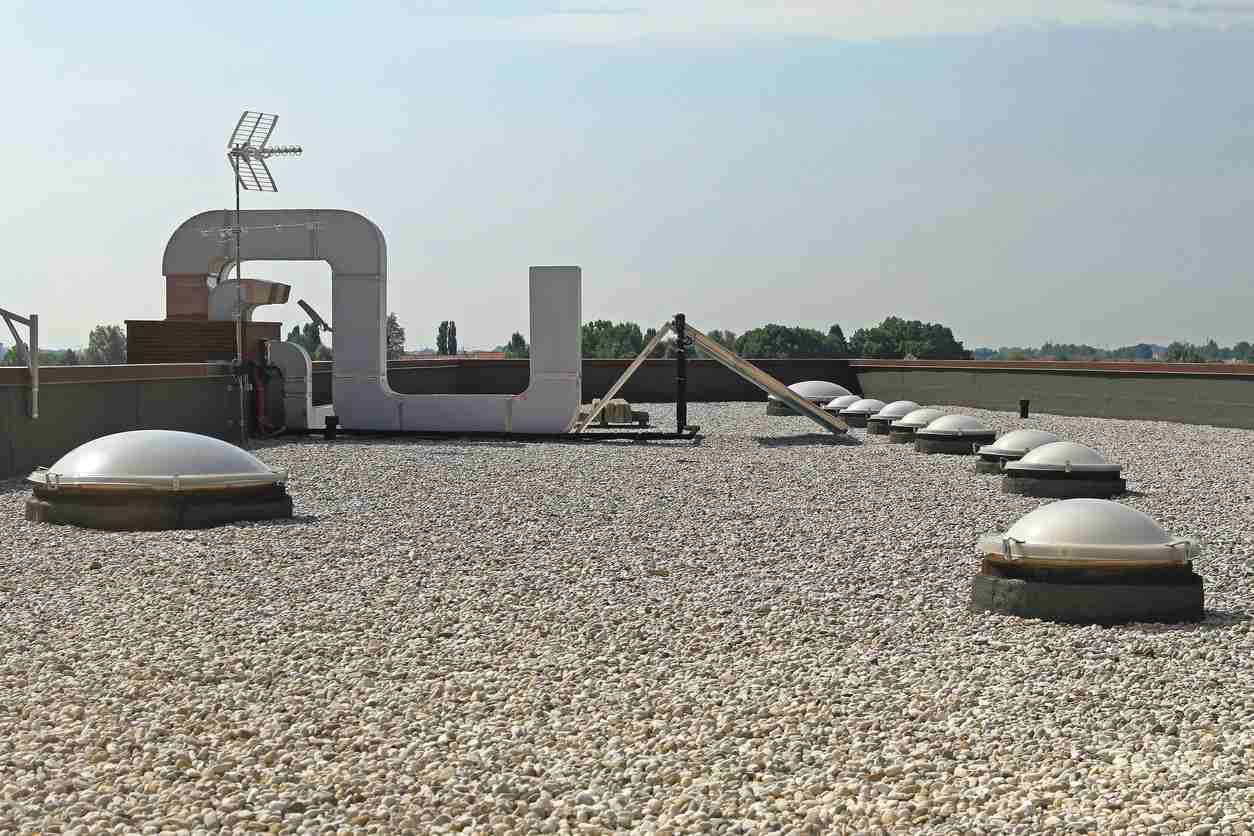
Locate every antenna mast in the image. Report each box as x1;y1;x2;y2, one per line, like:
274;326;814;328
224;110;303;445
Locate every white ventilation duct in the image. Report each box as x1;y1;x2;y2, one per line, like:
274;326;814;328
974;429;1061;474
766;381;852;416
26;431;292;530
1002;441;1125;497
164;211;581;433
971;499;1203;624
914;415;995;454
865;400;920;435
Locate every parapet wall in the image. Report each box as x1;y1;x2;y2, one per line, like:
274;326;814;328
309;358;862;404
851;360;1254;429
2;358;1250;481
0;364;238;482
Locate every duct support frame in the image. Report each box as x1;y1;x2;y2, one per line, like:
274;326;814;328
298;313;703;443
292;310;848;442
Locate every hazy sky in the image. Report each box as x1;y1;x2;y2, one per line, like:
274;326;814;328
3;2;1253;351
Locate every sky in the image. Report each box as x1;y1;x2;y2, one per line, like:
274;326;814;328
2;1;1253;352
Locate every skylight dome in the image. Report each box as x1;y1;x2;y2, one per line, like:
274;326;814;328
837;398;886;428
970;499;1203;624
822;394;861;413
866;400;921;435
914;415;995;454
1002;441;1125;497
26;430;292;530
766;381;852;415
975;429;1061;474
887;408;947;443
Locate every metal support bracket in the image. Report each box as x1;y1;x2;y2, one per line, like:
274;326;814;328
0;307;38;419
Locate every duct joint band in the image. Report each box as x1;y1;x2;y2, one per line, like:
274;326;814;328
332;374;387;384
529;372;581;382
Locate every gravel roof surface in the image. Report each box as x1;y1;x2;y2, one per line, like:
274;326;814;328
2;402;1253;835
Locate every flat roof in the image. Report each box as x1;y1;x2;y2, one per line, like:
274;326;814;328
1;402;1250;833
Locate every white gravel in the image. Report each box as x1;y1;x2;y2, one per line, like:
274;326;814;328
2;402;1254;835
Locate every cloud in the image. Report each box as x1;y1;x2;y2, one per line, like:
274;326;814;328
442;0;1254;44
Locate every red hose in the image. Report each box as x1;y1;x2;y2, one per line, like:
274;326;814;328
252;366;273;434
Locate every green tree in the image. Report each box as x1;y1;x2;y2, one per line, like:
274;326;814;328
1165;341;1205;362
735;324;840;358
826;324;849;357
285;323;322;356
386;313;406;359
1234;341;1252;362
448;321;458;356
582;320;646;358
83;325;127;365
62;348;79;365
847;317;968;360
501;332;529;358
437;321;449;355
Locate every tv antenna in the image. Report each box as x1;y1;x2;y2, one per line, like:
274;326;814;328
221;110;303;445
225;111;303;280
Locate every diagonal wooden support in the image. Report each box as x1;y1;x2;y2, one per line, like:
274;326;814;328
685;324;847;434
574;320;673;432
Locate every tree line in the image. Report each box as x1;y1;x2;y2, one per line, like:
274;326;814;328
558;317;970;360
1;325;127;366
974;339;1254;363
13;317;1244;367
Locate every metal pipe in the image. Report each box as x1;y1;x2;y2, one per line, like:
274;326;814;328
29;314;38;420
675;313;687;434
234;167;248;447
